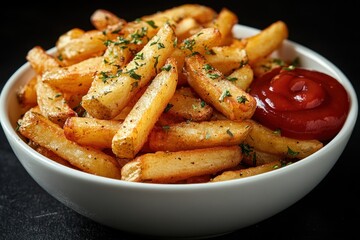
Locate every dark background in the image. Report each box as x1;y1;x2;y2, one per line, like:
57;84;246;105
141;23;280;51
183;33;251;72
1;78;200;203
1;1;359;239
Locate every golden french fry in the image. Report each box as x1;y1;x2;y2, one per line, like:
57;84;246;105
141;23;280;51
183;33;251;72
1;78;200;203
184;54;256;120
82;23;176;119
226;64;254;91
148;120;252;152
16;75;38;110
175;17;202;41
90;9;126;30
211;160;283;182
112;57;178;159
244;120;323;159
36;76;77;125
166;91;213;121
56;28;119;65
142;4;216;24
204;46;248;75
28;140;76;169
240;143;283;166
245;20;288;65
64;117;122;149
121;146;242;183
26;46;61;74
210;8;238;46
252;57;287;77
42;56;115;94
179;27;222;56
18;109;121;179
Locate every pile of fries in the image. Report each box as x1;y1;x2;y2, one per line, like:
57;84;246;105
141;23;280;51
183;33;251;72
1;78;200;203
16;4;323;183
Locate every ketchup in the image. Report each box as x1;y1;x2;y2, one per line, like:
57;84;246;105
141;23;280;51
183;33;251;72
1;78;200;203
250;67;350;142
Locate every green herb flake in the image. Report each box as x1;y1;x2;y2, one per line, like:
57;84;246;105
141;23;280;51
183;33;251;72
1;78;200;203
161;64;172;72
164;103;174;113
146;20;158;29
240;143;253;156
237;95;248;104
287;147;299;157
273;128;281;135
162;125;170;131
200;100;206;108
283;65;296;71
207;73;220;79
219;90;231;102
226;76;238;82
226;129;234;137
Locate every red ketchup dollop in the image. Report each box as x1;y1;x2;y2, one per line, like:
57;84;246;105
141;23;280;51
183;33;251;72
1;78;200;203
250;67;350;142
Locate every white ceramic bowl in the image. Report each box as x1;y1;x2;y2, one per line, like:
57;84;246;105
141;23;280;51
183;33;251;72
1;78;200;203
0;24;358;238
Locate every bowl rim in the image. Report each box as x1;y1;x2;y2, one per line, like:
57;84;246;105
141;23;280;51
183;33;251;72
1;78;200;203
1;24;358;191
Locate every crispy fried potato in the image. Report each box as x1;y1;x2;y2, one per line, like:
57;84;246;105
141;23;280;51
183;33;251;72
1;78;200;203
211;160;283;182
16;75;38;110
166;90;213;121
240;143;283;166
148;120;252;152
121;146;242;183
112;57;178;159
142;4;216;24
244;120;323;159
28;140;76;169
82;23;176;119
204;46;248;75
209;8;238;46
179;27;222;56
184;54;256;120
175;17;202;41
226;64;254;91
18;109;121;179
26;46;61;74
36;76;77;125
42;56;115;94
245;21;288;65
56;28;119;65
90;9;126;30
64;117;122;149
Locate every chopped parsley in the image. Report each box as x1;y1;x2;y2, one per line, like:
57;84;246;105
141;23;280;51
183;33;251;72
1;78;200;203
287;147;299;157
164;103;173;113
237;95;248;104
146;20;158;29
219;90;231;102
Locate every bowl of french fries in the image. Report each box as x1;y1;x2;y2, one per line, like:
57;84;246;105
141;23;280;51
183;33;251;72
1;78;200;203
0;4;358;238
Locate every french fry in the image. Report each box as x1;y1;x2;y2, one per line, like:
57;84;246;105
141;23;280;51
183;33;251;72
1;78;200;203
36;76;77;125
204;46;248;75
82;23;176;119
166;90;213;121
142;4;216;24
56;28;119;65
244;120;323;159
42;56;115;95
64;117;122;149
226;64;254;91
148;120;252;152
26;46;61;74
209;8;238;46
179;27;222;56
211;160;284;182
90;9;126;30
28;140;76;169
16;75;38;110
121;146;242;183
175;17;202;42
112;57;178;159
18;109;121;179
245;21;288;65
184;53;256;120
240;143;283;166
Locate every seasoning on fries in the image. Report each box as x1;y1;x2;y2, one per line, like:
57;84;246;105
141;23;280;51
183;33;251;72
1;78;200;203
16;3;351;184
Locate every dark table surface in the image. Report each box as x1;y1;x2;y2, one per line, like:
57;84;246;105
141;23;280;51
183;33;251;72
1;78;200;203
1;1;359;239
